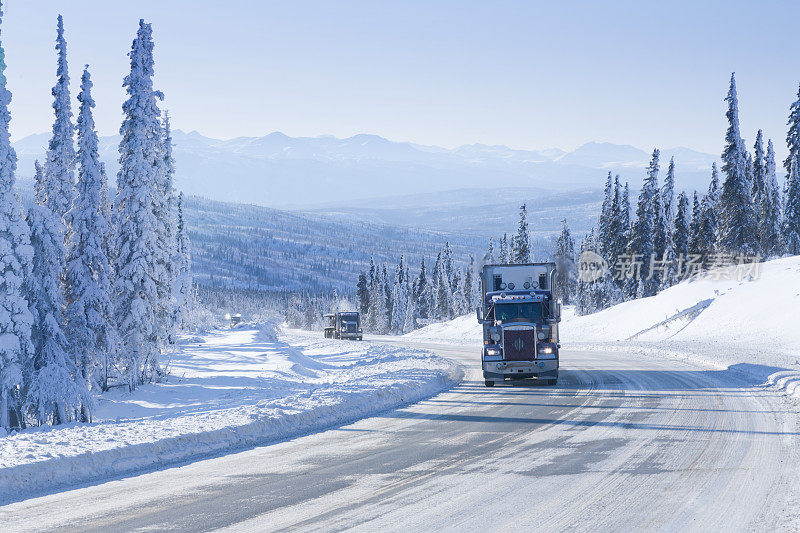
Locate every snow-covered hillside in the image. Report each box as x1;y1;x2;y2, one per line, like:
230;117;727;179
0;324;461;502
405;255;800;380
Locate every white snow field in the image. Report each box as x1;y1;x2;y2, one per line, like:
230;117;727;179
406;255;800;396
0;324;461;502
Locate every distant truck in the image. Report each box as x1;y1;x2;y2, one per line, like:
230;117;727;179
476;263;561;387
324;312;363;340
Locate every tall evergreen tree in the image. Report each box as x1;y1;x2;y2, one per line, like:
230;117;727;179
415;257;429;320
173;192;193;329
0;5;34;429
113;20;164;388
553;219;576;304
785;82;800;176
783;155;800;255
599;172;614;257
356;271;369;317
689;191;702;255
628;149;660;297
64;66;117;392
716;73;759;255
498;233;509;263
673;191;691;265
485;237;495;264
752;130;766;200
43;15;76;226
512;203;531;263
24;187;91;425
759;140;783;257
154;110;177;347
696;163;720;258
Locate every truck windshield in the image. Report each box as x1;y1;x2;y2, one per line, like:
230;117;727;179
494;302;543;322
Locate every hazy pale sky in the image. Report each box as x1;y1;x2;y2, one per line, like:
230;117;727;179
2;0;799;158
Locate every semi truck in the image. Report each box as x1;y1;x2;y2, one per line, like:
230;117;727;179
476;263;561;387
323;312;363;340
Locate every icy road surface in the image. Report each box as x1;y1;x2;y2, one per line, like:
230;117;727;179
3;336;800;531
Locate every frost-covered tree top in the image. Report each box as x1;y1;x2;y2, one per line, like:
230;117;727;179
0;1;34;429
65;66;115;391
43;14;76;223
785;82;800;175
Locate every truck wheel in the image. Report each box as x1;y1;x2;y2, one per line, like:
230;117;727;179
484;380;495;387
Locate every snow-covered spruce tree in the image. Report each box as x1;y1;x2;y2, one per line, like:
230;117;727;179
716;74;759;256
390;256;407;333
415;257;429;321
24;187;91;425
156;110;178;346
696;163;720;258
689;191;702;255
673;191;691;264
783;154;800;255
356;271;369;317
402;282;416;334
617;181;631;260
43;15;76;227
576;229;617;314
498;233;509;263
0;6;34;430
462;256;475;310
752;130;766;202
113;20;165;388
368;269;388;333
173;191;194;330
658;158;677;288
64;66;117;392
512;203;531;263
599;172;614;257
785;82;800;176
485;237;495;264
760;140;783;257
628;149;660;298
553;218;576;304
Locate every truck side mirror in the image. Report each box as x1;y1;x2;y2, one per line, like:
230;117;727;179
555;301;562;321
476;307;484;323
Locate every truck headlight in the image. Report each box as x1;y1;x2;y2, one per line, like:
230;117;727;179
486;348;501;356
539;346;553;354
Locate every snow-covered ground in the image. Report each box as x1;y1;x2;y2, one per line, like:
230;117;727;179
0;324;461;502
405;255;800;395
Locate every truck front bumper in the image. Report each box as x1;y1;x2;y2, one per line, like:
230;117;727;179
483;359;558;379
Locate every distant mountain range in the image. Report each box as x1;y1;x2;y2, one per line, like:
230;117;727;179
12;131;720;208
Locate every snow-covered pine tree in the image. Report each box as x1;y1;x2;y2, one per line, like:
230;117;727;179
689;191;702;255
658;158;677;288
485;237;495;264
64;66;117;392
155;110;178;347
599;171;614;257
752;130;766;201
662;158;676;228
617;181;631;260
673;191;691;268
390;256;407;333
783;154;800;255
759;140;783;257
369;268;388;333
696;163;720;258
402;280;417;333
113;20;165;388
0;6;34;429
451;269;466;316
24;191;91;425
173;192;193;330
462;256;475;311
356;271;369;317
785;82;800;176
435;257;452;320
553;218;576;304
381;264;392;326
499;233;509;263
628;149;660;297
512;203;531;263
717;73;759;256
415;257;429;320
43;15;76;228
652;191;669;288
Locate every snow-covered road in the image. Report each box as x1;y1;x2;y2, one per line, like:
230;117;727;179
3;336;800;531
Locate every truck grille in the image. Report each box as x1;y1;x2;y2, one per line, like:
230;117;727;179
503;327;536;361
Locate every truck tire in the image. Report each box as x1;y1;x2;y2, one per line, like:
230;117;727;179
484;380;494;387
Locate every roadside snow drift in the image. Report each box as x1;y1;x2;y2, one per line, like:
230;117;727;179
0;325;461;503
404;256;800;394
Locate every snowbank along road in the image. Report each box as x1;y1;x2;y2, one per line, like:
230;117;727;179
2;333;800;532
